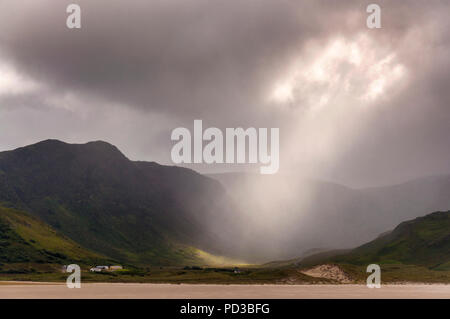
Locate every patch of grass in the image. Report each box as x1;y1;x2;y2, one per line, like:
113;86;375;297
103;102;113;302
0;266;329;284
337;263;450;283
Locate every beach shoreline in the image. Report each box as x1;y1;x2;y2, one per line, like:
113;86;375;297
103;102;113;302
0;283;448;299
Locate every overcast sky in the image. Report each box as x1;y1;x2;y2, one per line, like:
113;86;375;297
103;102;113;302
0;0;449;187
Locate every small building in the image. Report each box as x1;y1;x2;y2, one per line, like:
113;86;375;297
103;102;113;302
89;265;109;272
109;265;123;271
96;265;109;270
89;265;123;272
233;267;241;274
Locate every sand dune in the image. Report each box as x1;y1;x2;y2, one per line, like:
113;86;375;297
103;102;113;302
301;264;352;283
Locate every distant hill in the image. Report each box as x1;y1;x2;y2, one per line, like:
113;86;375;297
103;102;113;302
210;172;450;260
0;140;242;266
332;211;450;270
299;211;450;271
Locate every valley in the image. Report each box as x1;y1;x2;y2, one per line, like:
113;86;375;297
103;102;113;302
0;140;449;285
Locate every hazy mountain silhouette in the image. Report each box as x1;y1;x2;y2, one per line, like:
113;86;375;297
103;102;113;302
211;172;450;260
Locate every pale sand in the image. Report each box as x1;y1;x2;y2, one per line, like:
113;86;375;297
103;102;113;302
301;264;352;283
0;283;448;299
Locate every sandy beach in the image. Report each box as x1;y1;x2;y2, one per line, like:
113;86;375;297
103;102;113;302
0;283;448;299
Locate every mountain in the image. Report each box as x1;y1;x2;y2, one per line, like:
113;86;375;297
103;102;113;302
210;172;450;260
329;211;450;270
0;140;242;266
1;140;449;266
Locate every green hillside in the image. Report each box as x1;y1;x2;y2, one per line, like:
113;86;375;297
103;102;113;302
331;211;450;270
296;211;450;274
287;211;450;283
0;204;111;271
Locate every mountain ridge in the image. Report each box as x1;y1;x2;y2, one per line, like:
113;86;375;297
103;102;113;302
0;139;242;266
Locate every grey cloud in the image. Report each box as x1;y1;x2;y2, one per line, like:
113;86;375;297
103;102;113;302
0;0;365;118
0;0;449;186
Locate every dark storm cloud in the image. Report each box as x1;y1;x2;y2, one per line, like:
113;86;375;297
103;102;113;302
0;0;449;186
0;0;363;119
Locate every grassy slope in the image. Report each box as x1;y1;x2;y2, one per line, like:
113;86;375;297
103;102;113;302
27;196;208;267
332;211;450;269
0;205;113;272
294;211;450;283
0;205;319;284
0;203;251;274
